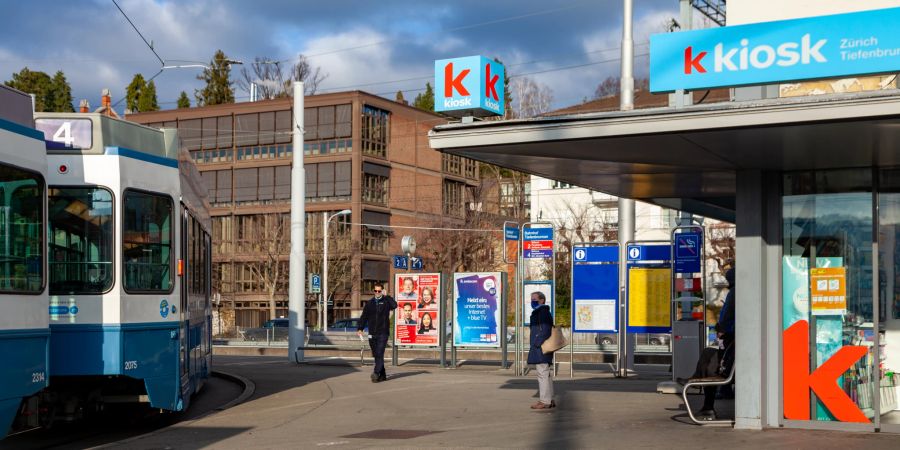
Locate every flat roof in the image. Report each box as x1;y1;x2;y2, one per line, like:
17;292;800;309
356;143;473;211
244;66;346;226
429;90;900;221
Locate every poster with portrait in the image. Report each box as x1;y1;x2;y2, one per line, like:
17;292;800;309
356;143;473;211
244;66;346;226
394;273;441;346
453;272;503;348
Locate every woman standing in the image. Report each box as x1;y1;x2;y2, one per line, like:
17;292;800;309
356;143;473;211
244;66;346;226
528;291;555;409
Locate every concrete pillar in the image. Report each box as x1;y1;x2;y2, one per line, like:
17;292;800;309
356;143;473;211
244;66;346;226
734;170;781;429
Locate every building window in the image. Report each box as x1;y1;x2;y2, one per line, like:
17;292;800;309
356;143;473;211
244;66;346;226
649;209;677;229
499;180;531;218
214;261;232;294
552;180;573;189
362;105;389;158
442;154;462;175
305;161;352;202
362;227;389;253
212;216;233;255
200;169;232;207
443;179;465;218
362;173;389;206
236;144;291;161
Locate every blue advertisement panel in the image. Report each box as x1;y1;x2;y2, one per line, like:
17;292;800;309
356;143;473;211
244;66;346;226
650;7;900;93
673;232;702;274
434;55;505;117
453;272;503;347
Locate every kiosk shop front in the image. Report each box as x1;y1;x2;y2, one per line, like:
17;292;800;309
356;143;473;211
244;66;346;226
429;6;900;431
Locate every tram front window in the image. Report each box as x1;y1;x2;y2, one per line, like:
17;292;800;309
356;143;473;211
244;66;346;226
0;164;44;292
123;190;173;292
48;187;113;294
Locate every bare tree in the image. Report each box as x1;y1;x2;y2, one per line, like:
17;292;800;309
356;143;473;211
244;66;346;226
243;214;290;320
545;199;619;326
593;76;650;100
707;221;736;276
509;76;553;119
237;55;327;99
305;222;356;327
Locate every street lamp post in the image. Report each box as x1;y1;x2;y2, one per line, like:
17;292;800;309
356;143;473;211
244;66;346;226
323;209;351;331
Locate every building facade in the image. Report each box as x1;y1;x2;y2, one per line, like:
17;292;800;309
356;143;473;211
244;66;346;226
129;91;478;329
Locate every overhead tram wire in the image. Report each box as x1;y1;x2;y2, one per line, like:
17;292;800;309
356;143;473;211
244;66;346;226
269;1;594;66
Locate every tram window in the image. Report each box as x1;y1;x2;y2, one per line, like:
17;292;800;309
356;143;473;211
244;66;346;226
0;165;44;293
48;187;114;294
123;190;173;293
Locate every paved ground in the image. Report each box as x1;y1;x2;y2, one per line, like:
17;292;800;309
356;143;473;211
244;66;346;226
105;355;899;449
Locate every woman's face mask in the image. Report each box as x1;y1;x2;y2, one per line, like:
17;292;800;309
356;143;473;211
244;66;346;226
531;300;540;309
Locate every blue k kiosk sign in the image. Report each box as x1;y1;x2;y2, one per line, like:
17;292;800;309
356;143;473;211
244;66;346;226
650;7;900;93
435;55;505;117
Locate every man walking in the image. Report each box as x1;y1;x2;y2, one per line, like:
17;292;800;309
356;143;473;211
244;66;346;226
357;283;397;382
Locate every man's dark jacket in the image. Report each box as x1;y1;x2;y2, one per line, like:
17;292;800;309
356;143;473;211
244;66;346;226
357;295;397;336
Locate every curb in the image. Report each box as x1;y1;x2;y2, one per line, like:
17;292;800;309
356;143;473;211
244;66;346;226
88;370;255;449
211;369;256;411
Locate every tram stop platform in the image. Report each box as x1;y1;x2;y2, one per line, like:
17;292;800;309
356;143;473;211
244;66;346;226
107;355;898;449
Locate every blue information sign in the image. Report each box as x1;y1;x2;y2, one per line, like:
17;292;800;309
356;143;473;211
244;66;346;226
650;7;900;93
571;245;619;333
505;225;519;241
626;244;671;262
393;256;408;269
309;274;322;294
410;257;424;270
674;232;702;274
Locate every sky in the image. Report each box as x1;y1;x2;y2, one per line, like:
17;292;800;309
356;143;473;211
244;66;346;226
0;0;683;113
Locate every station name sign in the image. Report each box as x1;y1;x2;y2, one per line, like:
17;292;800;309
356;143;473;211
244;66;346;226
434;55;505;118
650;7;900;93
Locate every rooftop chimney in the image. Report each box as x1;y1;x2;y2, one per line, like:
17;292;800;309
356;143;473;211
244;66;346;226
79;99;90;113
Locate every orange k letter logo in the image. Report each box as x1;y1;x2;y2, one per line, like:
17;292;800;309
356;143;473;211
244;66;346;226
783;320;869;423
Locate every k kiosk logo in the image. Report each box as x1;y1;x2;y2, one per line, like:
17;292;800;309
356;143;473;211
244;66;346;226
434;56;505;118
650;7;900;93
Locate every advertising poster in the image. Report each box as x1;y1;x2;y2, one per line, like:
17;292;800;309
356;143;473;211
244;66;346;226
810;267;847;316
453;272;502;347
394;273;441;346
627;267;671;331
522;281;553;325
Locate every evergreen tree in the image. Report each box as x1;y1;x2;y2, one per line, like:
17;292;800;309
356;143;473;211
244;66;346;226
138;80;159;112
177;91;191;109
395;90;405;104
195;49;235;106
49;71;75;112
5;67;75;112
412;82;434;112
125;73;146;112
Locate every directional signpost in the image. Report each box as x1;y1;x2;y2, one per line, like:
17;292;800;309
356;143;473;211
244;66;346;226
523;228;553;259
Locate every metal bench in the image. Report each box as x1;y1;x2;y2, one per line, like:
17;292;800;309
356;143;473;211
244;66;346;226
682;361;736;425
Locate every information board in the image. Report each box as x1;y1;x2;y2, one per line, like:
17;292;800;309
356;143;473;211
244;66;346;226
394;273;442;346
571;245;619;333
627;267;672;333
810;267;847;316
453;272;503;347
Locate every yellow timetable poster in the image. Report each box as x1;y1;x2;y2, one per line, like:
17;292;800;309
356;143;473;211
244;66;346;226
628;268;671;329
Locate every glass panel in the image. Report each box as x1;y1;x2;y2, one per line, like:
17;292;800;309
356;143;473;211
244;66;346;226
318;106;335;139
123;191;173;292
0;165;43;292
234;168;258;203
275;166;291;200
258;167;274;201
318;162;334;198
235;113;258;147
48;187;113;294
877;168;900;427
782;169;875;423
216;169;232;204
335;161;351;197
201;117;217;150
179;118;201;151
275;110;291;144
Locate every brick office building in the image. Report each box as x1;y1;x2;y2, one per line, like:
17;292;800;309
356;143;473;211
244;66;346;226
129;91;478;329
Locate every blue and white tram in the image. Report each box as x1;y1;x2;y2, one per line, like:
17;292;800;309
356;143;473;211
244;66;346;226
34;112;211;421
0;86;49;438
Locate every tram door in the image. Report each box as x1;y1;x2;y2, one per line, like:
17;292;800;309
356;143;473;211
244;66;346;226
179;208;190;388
